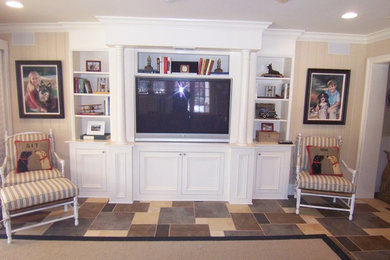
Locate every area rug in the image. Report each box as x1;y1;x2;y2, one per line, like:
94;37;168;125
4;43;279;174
0;234;350;260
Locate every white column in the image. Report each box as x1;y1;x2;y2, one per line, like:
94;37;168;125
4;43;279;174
238;50;250;145
115;45;126;144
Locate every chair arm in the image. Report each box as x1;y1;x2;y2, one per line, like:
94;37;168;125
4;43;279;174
341;159;358;184
53;152;65;177
0;156;8;186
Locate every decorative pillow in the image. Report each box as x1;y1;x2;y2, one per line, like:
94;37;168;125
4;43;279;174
15;139;52;173
306;145;342;176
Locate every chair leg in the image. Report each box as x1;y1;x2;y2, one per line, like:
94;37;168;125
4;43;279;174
64;204;68;212
349;194;356;221
73;196;79;226
2;206;12;244
296;188;301;215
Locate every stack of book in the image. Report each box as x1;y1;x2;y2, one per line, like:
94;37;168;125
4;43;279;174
198;58;214;75
74;77;92;93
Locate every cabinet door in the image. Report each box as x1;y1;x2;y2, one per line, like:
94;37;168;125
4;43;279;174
254;150;284;199
182;152;224;195
74;148;107;196
138;151;180;194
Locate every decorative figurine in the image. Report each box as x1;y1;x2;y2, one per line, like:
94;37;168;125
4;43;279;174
156;57;161;73
214;58;223;73
144;56;153;72
261;64;283;77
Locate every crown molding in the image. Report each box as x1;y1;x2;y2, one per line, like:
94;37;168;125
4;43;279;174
298;31;367;44
0;22;102;33
366;28;390;44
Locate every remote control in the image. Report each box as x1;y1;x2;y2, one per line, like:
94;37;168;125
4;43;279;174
278;140;293;144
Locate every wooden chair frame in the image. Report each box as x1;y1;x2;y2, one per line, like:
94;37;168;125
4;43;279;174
0;129;78;243
295;134;358;221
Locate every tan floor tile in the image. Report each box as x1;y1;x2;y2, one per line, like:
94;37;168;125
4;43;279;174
297;223;332;236
364;228;390;240
149;201;172;209
44;208;74;220
225;203;252;213
84;230;128;237
300;215;320;224
132;212;159;224
85;198;109;203
15;222;52;235
195;218;236;231
374;211;390;223
282;207;296;213
210;231;225;237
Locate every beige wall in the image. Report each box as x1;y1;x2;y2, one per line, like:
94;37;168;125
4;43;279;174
0;32;72;178
290;41;367;167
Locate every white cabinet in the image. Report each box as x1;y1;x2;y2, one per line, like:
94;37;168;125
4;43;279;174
69;142;108;197
134;144;226;201
71;50;111;140
253;56;293;141
253;145;293;199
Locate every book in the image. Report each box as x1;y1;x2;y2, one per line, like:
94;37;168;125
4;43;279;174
206;59;214;75
80;133;111;140
198;58;203;74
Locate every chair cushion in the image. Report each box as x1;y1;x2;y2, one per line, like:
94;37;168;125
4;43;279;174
306;146;342;176
3;168;63;187
0;178;78;211
297;170;355;193
15;139;53;173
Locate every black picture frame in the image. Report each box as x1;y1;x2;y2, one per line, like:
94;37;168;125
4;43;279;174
16;60;65;118
303;68;350;125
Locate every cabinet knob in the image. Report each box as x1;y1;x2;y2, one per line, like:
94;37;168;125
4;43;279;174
183;153;186;156
258;152;261;156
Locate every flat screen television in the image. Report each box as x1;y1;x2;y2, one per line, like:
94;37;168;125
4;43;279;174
135;77;231;142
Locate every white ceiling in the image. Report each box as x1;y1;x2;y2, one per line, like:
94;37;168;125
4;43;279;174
1;0;390;35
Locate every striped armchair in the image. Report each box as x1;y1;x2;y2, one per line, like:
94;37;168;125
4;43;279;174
295;134;358;221
0;130;78;243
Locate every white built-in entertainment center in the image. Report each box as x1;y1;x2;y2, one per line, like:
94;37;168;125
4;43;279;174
68;17;302;203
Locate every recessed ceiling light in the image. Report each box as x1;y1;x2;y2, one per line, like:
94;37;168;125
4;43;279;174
342;12;358;19
6;1;24;8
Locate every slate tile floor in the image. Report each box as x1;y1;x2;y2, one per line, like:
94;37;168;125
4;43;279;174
2;196;390;260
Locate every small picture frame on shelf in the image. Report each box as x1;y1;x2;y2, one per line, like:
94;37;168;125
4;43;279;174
87;121;105;135
96;77;109;93
180;65;190;73
261;123;274;132
265;85;276;97
86;60;101;72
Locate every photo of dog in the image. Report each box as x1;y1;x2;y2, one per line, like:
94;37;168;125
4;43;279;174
316;92;330;119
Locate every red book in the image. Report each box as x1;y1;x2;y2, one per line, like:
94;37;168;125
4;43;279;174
164;57;168;74
198;58;203;74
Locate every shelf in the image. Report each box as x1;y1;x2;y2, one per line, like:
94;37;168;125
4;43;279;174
74;93;110;97
256;76;291;81
256;97;289;102
135;72;230;79
75;115;110;118
254;119;288;123
73;71;110;75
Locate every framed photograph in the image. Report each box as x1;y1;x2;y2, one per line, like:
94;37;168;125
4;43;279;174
180;64;190;73
261;123;274;132
87;121;105;135
16;60;64;118
97;77;109;93
303;68;350;125
86;60;101;72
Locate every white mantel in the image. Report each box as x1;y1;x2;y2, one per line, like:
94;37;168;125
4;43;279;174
96;16;271;50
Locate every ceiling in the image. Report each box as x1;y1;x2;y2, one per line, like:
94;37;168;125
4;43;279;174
1;0;390;35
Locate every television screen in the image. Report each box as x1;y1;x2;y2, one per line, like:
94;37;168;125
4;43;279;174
135;77;231;141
